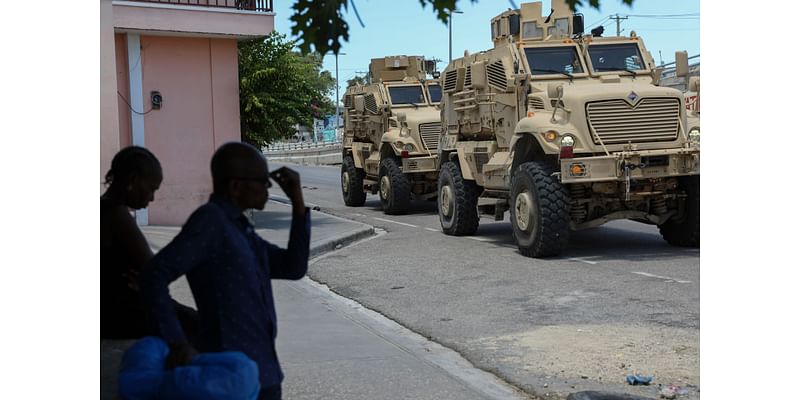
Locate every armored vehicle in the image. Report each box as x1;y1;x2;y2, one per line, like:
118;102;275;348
437;1;700;257
341;55;442;214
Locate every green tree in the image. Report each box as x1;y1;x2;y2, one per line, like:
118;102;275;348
347;73;369;87
239;32;336;147
289;0;634;55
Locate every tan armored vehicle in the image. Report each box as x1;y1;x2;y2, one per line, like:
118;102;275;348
437;1;700;257
341;55;442;214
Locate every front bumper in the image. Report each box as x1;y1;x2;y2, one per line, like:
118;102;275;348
559;147;700;184
402;155;438;173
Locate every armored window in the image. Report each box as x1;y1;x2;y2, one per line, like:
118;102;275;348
344;94;353;108
522;21;543;40
524;46;584;76
387;86;425;105
587;43;647;72
427;84;442;103
464;66;472;87
551;18;569;37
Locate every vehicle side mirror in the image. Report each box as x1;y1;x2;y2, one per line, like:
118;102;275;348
547;83;563;99
354;95;365;113
572;14;584;36
675;51;689;78
689;77;700;93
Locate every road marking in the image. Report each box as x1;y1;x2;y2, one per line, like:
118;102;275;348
350;213;365;217
568;257;598;265
373;217;418;228
467;236;491;242
424;227;439;232
631;271;692;284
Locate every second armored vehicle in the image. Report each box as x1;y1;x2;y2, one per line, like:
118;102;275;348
341;55;442;214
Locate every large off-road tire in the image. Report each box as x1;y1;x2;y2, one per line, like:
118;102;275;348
509;162;571;258
438;161;480;236
341;155;366;207
378;157;411;214
658;175;700;247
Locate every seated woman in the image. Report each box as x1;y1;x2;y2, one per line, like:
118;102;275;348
101;146;197;340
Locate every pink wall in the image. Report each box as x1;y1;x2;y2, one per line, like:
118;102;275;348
100;0;121;190
139;36;241;226
115;34;132;150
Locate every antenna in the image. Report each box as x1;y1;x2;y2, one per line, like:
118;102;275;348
544;8;554;23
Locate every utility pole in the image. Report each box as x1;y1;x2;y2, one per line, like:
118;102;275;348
335;52;346;144
610;14;628;36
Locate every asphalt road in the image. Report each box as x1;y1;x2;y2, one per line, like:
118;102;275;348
273;162;700;400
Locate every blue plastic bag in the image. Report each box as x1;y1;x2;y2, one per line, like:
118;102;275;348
118;336;260;400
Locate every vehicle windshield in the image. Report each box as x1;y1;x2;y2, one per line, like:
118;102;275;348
427;84;442;103
523;46;584;77
387;85;426;105
587;43;647;73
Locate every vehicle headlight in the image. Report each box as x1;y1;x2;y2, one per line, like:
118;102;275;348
403;143;416;152
688;127;700;143
560;135;575;147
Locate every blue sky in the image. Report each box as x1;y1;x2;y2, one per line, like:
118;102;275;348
271;0;699;102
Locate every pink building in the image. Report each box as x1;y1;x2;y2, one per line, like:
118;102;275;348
100;0;274;225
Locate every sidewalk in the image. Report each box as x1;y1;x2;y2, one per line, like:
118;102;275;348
101;201;525;400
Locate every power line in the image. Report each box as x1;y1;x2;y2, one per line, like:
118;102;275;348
586;15;609;29
626;13;699;18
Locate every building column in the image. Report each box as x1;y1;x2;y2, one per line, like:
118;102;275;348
127;33;148;225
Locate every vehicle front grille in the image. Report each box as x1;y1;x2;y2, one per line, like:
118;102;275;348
418;122;442;151
586;98;680;144
528;97;545;110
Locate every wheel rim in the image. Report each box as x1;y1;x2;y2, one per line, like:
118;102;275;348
515;191;534;232
341;171;350;194
380;175;390;200
440;184;454;218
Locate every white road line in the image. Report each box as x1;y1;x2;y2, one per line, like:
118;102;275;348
568;257;598;265
372;217;418;228
631;271;692;284
467;236;491;242
424;227;439;232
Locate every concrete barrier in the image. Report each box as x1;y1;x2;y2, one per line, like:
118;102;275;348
263;141;343;165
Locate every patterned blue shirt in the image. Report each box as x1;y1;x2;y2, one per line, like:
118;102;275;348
140;194;310;387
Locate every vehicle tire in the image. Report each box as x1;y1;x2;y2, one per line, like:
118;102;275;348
341;155;366;207
378;157;411;214
438;161;480;235
509;161;571;257
658;175;700;247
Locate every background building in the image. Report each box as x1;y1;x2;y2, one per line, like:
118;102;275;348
100;0;274;225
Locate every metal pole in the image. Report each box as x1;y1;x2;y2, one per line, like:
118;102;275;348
335;52;339;144
449;13;453;63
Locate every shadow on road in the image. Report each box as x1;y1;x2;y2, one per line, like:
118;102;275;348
466;220;698;262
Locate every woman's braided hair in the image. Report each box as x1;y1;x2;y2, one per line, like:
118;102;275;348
105;146;162;186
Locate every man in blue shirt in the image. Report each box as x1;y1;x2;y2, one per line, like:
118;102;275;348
140;142;310;400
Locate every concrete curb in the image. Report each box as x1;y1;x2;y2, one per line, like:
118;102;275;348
308;215;374;259
266;195;376;259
